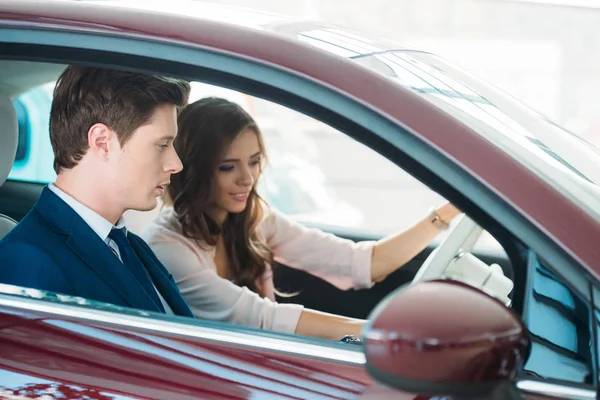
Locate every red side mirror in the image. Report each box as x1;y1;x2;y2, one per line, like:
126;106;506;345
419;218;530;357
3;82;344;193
364;279;530;397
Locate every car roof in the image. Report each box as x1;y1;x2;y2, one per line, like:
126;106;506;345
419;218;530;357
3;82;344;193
73;0;414;53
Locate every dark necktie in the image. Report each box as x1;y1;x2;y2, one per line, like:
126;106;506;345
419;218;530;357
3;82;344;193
109;228;165;313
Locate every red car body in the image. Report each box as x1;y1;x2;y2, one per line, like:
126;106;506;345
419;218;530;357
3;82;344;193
0;1;597;399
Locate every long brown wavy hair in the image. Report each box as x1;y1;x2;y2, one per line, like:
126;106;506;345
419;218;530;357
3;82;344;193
167;97;273;297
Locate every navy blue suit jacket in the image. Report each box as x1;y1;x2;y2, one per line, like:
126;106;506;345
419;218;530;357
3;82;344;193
0;187;193;317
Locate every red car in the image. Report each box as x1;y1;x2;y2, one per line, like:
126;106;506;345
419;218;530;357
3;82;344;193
0;1;598;399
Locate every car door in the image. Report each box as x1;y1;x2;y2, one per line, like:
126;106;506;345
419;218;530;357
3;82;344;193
0;284;390;399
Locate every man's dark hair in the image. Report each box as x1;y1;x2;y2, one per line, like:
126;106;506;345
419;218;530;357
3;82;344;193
50;66;191;173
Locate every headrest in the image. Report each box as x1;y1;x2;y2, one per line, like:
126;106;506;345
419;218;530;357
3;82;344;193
0;92;17;187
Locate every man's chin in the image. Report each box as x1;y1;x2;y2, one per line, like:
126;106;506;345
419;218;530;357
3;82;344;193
130;199;159;212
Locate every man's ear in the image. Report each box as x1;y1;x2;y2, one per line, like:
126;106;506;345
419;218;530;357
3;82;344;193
88;123;113;160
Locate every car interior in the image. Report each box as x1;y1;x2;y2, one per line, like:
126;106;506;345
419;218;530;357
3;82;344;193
0;60;525;322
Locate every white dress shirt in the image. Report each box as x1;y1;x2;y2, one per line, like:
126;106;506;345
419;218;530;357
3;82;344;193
49;183;173;315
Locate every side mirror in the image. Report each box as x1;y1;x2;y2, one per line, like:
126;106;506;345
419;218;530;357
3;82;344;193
364;279;530;397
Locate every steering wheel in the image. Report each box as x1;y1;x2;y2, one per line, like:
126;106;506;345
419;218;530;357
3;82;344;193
411;214;513;306
412;214;482;283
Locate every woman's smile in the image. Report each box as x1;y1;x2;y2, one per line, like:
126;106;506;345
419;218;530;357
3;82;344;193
230;192;250;202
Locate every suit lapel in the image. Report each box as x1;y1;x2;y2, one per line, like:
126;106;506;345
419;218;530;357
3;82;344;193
66;218;162;312
36;187;162;313
129;234;193;317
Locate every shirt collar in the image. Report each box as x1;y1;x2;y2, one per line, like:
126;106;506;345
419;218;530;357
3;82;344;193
48;183;127;242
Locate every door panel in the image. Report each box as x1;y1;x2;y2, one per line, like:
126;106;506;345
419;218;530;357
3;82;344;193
0;299;385;399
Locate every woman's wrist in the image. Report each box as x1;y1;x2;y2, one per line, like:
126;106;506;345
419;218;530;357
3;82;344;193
428;207;450;230
428;203;460;230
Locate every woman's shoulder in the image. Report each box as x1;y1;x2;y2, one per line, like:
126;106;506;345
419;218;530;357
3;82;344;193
141;207;216;257
256;202;296;237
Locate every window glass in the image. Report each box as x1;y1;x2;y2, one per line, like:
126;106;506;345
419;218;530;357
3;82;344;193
523;254;593;384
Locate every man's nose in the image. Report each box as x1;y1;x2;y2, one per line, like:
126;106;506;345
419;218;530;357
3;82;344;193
167;149;184;174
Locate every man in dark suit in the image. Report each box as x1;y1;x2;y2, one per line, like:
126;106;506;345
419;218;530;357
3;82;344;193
0;66;193;317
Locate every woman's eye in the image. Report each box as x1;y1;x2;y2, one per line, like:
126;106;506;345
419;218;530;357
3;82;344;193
219;165;234;172
250;160;261;167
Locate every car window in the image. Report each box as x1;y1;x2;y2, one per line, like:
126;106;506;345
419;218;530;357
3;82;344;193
9;81;502;249
522;253;594;385
187;83;502;249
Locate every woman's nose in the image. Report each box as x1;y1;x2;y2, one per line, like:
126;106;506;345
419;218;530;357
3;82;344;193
238;168;254;187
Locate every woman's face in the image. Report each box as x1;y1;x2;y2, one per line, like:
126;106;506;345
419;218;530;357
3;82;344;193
210;129;262;222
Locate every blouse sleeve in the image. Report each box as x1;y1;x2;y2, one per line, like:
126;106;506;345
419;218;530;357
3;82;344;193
149;239;304;334
261;208;375;291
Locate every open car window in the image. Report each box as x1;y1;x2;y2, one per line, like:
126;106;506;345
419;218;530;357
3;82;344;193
8;81;504;251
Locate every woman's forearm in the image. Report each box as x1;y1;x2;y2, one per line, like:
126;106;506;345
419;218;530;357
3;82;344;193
295;308;365;340
370;203;460;282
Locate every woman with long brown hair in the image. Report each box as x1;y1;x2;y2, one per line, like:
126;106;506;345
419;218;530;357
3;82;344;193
143;97;460;340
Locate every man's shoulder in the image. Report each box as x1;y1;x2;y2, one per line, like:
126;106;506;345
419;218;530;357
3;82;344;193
0;228;70;295
1;208;51;241
0;229;57;275
0;209;61;259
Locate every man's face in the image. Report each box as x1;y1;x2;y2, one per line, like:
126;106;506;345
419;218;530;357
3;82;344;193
110;104;183;212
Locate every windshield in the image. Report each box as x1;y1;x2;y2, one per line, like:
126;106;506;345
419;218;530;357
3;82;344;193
352;51;600;219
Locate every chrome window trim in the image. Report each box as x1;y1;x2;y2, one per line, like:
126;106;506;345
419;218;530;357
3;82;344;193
517;379;596;400
0;294;366;365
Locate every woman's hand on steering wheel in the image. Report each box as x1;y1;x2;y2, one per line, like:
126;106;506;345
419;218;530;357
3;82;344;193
433;203;462;228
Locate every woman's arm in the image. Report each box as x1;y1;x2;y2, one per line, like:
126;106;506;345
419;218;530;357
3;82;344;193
296;309;365;340
150;240;302;331
149;239;363;340
370;203;460;282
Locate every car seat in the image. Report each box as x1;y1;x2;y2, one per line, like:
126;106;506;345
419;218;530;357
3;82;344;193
0;91;18;239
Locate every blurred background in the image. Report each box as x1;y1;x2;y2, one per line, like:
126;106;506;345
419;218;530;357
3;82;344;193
207;0;600;145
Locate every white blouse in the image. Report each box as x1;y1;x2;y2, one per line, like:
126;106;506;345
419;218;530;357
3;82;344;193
141;207;374;334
